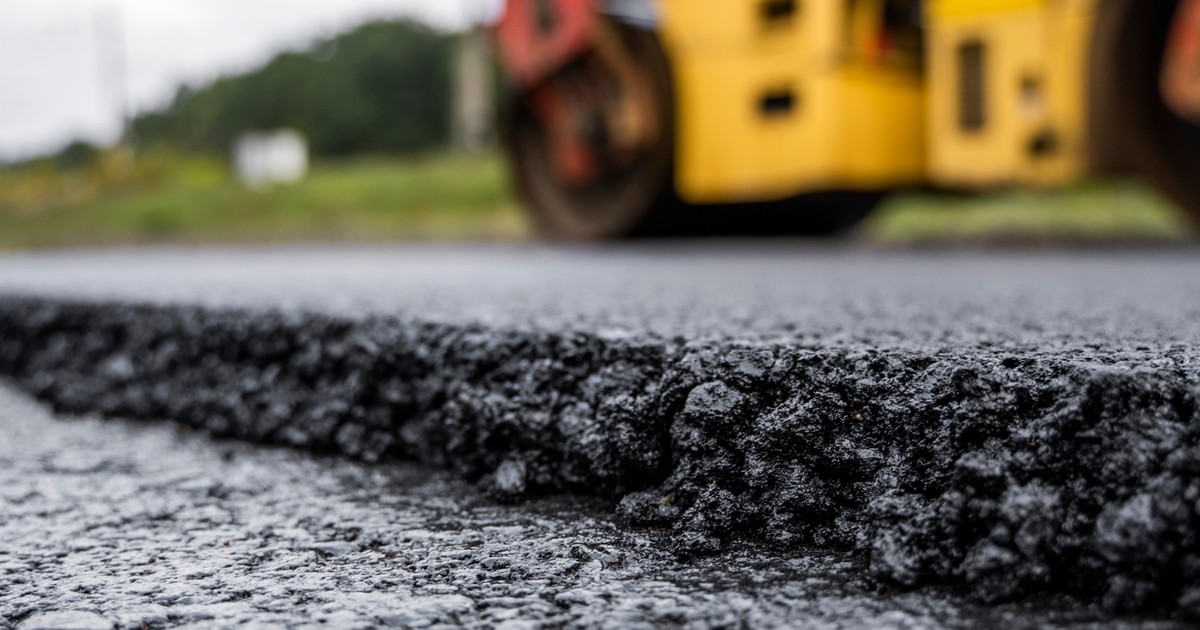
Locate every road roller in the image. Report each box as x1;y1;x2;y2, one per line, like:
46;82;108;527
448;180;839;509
494;0;1200;240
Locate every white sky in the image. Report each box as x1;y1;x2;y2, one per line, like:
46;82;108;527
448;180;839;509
0;0;491;160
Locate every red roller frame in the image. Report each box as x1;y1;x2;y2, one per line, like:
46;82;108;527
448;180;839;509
496;0;605;184
496;0;598;88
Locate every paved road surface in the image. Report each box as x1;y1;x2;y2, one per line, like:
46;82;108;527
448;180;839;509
1;245;1199;626
0;244;1198;348
0;386;1169;629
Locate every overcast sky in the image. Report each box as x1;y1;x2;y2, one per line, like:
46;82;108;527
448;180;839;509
0;0;492;160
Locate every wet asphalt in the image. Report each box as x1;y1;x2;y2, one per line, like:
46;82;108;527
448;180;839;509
3;244;1200;627
0;244;1198;349
1;384;1150;629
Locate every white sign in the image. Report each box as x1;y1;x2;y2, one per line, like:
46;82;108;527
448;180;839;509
233;129;308;188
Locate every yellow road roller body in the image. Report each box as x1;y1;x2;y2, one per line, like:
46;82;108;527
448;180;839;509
497;0;1200;239
664;0;1104;199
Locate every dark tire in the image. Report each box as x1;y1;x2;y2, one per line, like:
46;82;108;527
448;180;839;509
1094;0;1200;223
505;22;676;241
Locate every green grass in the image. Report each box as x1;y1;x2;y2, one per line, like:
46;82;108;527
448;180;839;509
864;180;1192;244
0;152;528;249
0;150;1194;249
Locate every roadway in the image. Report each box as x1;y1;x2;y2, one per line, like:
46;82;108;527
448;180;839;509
1;244;1198;626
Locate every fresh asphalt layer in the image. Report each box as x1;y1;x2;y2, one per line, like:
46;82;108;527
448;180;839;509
1;244;1200;626
1;244;1199;348
0;384;1136;629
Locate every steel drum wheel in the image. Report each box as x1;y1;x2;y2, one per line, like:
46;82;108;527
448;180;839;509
506;20;675;241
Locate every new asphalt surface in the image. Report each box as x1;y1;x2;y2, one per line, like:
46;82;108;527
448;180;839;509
2;244;1200;626
1;384;1140;629
1;244;1199;348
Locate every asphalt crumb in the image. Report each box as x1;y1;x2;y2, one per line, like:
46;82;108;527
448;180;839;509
0;296;1198;620
0;385;1131;629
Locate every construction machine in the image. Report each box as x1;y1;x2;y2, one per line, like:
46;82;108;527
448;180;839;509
494;0;1200;240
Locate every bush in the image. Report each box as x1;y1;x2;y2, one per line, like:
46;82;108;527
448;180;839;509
132;20;457;158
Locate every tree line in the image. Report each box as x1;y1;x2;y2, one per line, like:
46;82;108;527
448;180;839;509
132;20;458;158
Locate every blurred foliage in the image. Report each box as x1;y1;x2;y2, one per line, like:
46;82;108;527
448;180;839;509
54;141;102;171
0;151;526;249
866;181;1192;244
0;148;1191;249
132;20;457;157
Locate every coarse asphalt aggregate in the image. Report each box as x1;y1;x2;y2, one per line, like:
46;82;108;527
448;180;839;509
2;244;1200;625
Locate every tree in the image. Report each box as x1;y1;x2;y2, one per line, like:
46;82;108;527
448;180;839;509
132;20;457;157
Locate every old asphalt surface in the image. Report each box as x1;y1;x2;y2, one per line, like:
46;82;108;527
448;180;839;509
2;244;1200;627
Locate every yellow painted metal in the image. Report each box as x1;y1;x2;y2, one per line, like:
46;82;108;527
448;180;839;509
926;0;1100;188
659;0;926;203
928;0;1045;19
654;0;1101;202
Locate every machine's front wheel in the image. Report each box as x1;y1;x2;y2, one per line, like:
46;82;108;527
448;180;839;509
1094;0;1200;222
505;21;676;241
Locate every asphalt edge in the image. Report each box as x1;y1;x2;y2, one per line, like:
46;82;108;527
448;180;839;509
1;295;1198;618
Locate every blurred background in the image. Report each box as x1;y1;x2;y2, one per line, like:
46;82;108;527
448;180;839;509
0;0;1190;249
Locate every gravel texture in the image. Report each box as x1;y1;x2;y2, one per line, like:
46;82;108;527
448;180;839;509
0;385;1139;629
1;245;1199;622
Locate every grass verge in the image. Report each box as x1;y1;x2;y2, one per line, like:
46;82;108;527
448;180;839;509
0;152;528;249
0;150;1194;248
865;180;1192;245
